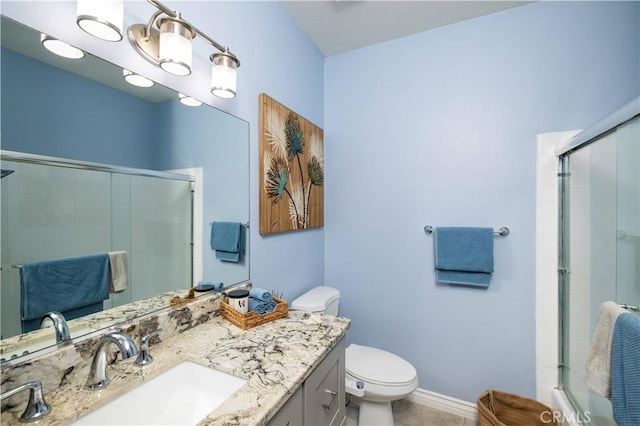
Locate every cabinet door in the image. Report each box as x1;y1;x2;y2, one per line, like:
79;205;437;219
268;386;303;426
304;338;345;426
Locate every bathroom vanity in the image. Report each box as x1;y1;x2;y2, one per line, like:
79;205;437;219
0;288;350;425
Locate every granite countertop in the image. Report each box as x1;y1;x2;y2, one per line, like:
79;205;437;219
19;310;350;426
0;289;189;363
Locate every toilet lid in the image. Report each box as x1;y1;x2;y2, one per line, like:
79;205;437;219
346;344;417;386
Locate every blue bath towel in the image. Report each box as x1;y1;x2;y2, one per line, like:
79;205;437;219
210;221;245;263
611;312;640;426
434;227;494;287
20;253;110;332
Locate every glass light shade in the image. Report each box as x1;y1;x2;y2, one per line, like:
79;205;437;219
76;0;123;42
158;18;193;76
123;69;154;88
178;93;203;107
210;53;239;99
40;34;85;59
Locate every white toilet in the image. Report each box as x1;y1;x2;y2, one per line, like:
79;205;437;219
291;286;419;426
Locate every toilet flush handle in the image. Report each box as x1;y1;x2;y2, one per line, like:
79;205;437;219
323;389;338;410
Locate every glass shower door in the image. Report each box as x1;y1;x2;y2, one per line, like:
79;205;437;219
615;117;639;312
560;115;639;425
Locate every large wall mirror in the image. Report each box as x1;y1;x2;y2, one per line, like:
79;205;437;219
0;16;249;364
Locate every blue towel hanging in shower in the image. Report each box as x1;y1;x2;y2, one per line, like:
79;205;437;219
611;312;640;426
433;227;494;287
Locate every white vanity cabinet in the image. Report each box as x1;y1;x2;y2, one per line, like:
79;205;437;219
268;338;345;426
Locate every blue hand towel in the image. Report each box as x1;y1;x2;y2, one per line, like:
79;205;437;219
249;287;272;302
434;227;494;287
249;297;267;315
265;300;277;313
20;253;110;332
611;312;640;426
211;221;245;263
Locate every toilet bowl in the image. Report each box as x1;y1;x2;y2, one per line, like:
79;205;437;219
291;286;419;426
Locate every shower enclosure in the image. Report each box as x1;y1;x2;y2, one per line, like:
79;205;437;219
557;100;639;424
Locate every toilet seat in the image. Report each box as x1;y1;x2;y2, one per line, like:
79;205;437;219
346;344;417;387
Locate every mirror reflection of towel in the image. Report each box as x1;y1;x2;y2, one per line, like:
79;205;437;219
20;253;110;332
210;221;245;263
108;251;128;292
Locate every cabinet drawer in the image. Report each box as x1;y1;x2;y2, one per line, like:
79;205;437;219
268;386;303;426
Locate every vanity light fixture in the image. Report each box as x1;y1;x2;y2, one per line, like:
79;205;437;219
123;69;154;88
127;0;241;97
40;34;85;59
157;16;194;76
76;0;124;42
178;93;203;107
210;50;238;99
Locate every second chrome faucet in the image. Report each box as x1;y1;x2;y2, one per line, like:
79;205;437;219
86;331;138;390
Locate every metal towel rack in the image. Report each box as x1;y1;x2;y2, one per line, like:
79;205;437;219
619;303;639;312
209;222;250;228
423;225;510;237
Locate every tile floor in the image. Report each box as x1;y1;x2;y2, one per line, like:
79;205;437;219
346;398;477;426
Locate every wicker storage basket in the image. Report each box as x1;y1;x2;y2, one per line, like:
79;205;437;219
220;296;288;330
477;389;561;426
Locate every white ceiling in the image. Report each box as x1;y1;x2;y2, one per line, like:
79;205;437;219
281;1;533;56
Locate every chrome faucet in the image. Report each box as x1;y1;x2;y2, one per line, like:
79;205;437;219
40;311;71;344
0;380;51;422
86;331;138;390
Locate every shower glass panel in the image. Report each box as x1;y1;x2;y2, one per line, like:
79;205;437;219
560;116;639;425
129;175;192;301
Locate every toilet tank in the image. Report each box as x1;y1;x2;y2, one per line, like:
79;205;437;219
290;286;340;316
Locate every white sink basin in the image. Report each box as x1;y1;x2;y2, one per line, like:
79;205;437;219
73;361;246;425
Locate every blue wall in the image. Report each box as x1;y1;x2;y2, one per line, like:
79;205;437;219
155;99;250;285
1;48;156;169
2;1;326;303
324;1;639;402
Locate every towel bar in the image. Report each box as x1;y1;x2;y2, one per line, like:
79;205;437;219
618;303;639;312
209;222;250;228
11;264;23;269
423;225;510;237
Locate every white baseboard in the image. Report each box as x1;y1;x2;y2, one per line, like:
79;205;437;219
405;387;478;422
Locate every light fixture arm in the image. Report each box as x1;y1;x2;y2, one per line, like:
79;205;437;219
145;0;239;64
144;8;164;39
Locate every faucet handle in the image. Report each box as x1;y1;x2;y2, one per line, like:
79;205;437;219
135;328;163;366
0;380;51;422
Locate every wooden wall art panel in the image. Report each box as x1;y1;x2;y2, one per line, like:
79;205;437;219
259;93;324;235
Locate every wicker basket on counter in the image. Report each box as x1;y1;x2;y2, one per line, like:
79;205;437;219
220;296;288;330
